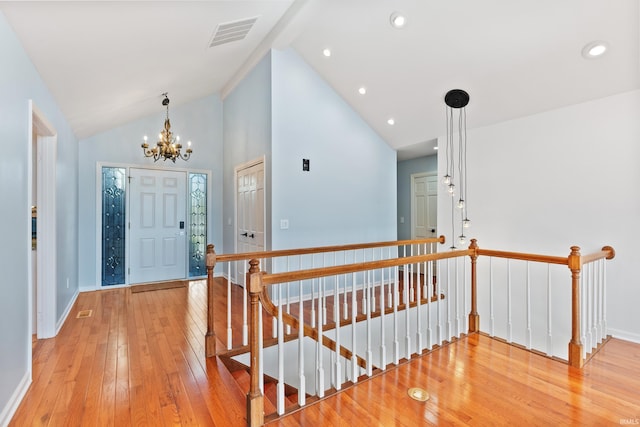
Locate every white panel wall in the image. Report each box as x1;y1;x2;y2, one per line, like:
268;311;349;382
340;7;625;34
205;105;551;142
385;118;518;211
438;90;640;342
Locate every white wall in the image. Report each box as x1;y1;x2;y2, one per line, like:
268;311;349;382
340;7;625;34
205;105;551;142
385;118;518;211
438;90;640;342
222;53;272;255
271;48;397;248
78;94;223;290
0;11;78;424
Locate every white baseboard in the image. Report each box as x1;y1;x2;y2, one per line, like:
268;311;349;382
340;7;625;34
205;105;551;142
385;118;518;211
55;289;79;335
0;370;30;427
608;328;640;344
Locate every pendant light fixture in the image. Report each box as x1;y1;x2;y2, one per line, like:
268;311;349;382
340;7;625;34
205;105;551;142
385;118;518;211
444;89;470;249
141;93;193;162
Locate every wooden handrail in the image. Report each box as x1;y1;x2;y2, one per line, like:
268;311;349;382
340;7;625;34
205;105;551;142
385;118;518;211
476;248;568;265
580;246;615;265
260;249;470;287
215;236;445;263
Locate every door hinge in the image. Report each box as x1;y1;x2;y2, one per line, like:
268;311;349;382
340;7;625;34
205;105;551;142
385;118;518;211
128;268;130;275
128;222;131;229
128;175;132;183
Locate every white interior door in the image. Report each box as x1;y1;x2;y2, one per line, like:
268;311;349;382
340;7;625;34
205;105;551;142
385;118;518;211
129;168;187;284
236;161;265;282
411;173;438;239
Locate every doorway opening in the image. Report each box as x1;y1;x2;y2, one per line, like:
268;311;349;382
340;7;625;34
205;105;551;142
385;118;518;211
29;101;57;340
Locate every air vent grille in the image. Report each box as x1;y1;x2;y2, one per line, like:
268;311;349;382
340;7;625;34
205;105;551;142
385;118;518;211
209;17;258;48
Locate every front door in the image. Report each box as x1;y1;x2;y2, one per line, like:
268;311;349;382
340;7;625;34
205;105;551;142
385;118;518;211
129;168;187;284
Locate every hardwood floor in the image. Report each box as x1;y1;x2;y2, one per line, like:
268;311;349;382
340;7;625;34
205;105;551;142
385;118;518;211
10;280;640;426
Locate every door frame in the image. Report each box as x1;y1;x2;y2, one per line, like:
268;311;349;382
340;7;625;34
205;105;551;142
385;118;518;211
28;101;57;340
234;156;267;284
95;162;212;289
410;172;437;239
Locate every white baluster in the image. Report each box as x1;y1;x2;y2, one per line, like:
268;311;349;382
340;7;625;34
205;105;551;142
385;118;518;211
507;260;512;343
316;289;325;397
436;259;442;345
387;248;393;308
404;263;411;359
393;265;400;365
298;280;306;406
415;257;423;354
366;269;373;377
603;259;608;338
286;257;291;335
258;302;264;394
446;258;452;340
546;263;553;357
226;262;232;350
334;274;342;390
351;272;358;382
361;251;367;315
489;257;495;337
590;263;597;351
379;265;387;369
425;257;432;350
526;261;531;350
242;261;248;346
455;257;460;336
276;280;285;415
343;252;349;320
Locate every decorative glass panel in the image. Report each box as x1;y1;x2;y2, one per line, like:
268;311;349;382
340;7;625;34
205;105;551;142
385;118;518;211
189;173;207;277
101;167;126;286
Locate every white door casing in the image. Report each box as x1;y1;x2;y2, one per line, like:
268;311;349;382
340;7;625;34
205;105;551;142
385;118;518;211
235;159;265;284
129;168;187;284
29;101;57;340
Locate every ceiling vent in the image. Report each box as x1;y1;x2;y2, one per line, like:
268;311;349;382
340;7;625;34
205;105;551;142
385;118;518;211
209;17;258;48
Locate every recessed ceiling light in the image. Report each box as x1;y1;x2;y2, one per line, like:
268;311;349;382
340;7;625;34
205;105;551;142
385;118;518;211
434;146;438;150
322;48;331;57
582;41;609;59
358;87;367;95
387;118;395;125
390;12;407;29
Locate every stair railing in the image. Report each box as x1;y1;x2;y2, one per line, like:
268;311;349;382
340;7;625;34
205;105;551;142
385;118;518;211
245;248;470;426
207;237;444;354
469;240;615;368
205;239;616;426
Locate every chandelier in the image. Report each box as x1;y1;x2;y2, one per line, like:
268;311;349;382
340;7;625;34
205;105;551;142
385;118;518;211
443;89;471;249
141;93;192;162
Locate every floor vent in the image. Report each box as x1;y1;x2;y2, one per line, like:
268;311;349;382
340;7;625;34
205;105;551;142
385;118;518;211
76;310;93;319
209;16;258;48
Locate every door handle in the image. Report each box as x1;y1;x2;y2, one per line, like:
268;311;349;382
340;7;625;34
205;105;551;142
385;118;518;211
249;233;255;238
431;229;436;233
241;232;248;237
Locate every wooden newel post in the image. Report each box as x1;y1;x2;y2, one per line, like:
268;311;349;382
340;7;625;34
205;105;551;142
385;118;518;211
247;259;264;427
468;239;480;333
205;244;217;357
567;246;583;368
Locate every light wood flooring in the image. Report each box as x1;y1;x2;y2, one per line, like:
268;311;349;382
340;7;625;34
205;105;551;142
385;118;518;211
9;280;640;426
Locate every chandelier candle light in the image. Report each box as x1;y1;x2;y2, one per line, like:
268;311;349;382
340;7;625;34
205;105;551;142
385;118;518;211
443;89;470;249
141;93;192;162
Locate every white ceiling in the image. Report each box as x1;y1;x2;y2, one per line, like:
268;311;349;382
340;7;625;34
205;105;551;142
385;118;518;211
2;1;639;159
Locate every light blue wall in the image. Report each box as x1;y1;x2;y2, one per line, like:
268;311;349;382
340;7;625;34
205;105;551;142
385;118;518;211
0;11;78;421
78;94;223;289
397;155;437;240
222;53;272;254
270;48;397;248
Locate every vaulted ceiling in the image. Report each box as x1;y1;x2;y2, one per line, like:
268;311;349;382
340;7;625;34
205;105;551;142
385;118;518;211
2;1;638;159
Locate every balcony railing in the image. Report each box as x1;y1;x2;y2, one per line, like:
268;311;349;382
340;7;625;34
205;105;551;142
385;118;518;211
203;238;615;426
